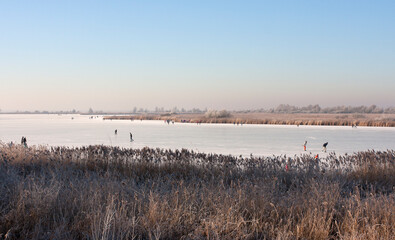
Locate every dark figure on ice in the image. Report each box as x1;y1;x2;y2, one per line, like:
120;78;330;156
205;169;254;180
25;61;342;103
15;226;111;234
130;132;133;141
21;136;27;147
115;129;118;135
322;142;328;152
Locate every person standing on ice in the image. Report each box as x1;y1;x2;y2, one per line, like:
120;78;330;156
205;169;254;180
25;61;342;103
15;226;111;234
21;136;27;147
322;142;328;152
303;141;307;151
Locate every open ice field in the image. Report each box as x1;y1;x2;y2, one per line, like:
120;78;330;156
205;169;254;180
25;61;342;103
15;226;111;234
1;114;394;156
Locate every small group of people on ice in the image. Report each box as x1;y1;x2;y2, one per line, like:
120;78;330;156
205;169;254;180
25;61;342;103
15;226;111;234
303;141;328;152
114;129;134;142
302;141;329;161
296;141;328;170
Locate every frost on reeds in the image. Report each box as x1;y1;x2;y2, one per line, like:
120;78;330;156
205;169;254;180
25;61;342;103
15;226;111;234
104;114;395;126
0;143;394;239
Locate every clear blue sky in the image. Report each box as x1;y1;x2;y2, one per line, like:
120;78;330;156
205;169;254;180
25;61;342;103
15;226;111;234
1;0;394;111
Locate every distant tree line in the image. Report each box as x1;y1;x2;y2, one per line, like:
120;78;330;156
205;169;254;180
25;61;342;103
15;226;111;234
134;107;207;114
205;110;232;118
1;109;80;114
2;105;395;115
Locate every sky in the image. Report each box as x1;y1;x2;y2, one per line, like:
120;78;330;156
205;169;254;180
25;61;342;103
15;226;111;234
1;0;394;112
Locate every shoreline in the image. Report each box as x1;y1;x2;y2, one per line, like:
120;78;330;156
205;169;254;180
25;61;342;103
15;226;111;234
103;112;395;127
0;141;353;158
2;141;392;158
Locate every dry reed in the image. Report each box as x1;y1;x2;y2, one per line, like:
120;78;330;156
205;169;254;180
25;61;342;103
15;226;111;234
0;143;394;239
103;113;395;127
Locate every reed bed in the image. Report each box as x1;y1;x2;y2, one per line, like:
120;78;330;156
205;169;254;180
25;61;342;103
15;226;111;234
104;114;395;127
0;143;394;239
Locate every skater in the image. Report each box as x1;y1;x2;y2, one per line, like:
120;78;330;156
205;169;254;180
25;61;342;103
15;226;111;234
303;141;307;151
115;129;118;135
130;132;133;141
322;142;328;152
314;154;319;160
21;136;27;147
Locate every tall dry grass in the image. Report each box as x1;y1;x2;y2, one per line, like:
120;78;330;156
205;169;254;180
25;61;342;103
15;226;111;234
0;143;394;239
103;114;395;127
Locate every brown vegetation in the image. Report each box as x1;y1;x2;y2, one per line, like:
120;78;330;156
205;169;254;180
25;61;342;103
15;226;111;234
104;112;395;127
0;143;394;239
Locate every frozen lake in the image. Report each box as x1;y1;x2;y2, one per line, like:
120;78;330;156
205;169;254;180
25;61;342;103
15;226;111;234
0;114;394;156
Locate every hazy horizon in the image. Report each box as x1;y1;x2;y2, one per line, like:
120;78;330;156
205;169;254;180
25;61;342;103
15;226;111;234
2;104;395;115
1;1;394;112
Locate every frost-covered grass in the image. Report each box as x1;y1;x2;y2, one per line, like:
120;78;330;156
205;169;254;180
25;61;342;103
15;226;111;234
0;144;394;239
104;112;395;127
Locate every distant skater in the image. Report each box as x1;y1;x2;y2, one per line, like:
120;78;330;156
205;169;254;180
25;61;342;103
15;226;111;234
322;142;328;152
21;136;27;147
130;132;133;141
303;141;307;151
115;129;118;135
314;154;319;160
